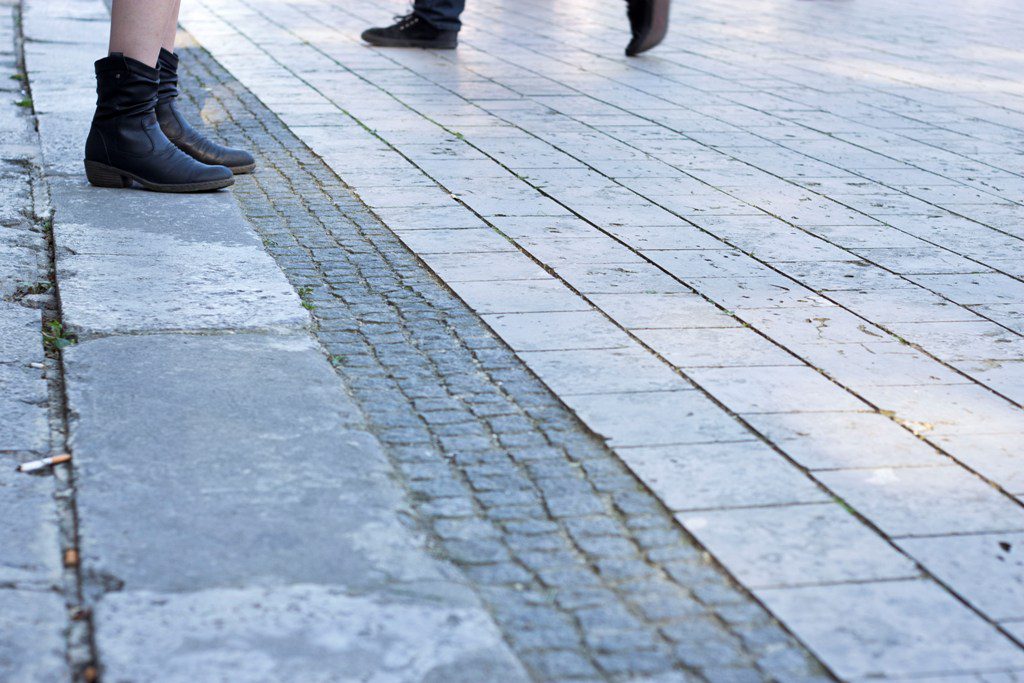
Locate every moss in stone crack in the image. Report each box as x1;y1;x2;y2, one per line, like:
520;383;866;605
15;280;52;296
15;97;32;108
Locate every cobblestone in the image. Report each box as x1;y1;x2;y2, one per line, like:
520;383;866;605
176;46;829;683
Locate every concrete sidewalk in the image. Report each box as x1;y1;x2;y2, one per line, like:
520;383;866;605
4;0;1024;680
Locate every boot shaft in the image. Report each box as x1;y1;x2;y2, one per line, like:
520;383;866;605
93;53;160;121
156;48;180;104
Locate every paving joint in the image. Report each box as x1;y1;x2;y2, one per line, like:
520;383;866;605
6;1;96;677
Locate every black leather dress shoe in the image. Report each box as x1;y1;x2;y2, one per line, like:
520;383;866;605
626;0;671;56
361;13;458;49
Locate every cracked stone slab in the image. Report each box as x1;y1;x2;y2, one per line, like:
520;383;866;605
95;586;527;683
46;179;308;338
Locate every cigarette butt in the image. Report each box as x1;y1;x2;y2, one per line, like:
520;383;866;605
29;362;44;369
63;548;79;567
16;453;71;473
83;665;98;682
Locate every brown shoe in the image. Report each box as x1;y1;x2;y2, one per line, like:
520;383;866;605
625;0;671;56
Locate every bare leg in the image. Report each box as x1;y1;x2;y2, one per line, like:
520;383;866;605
161;0;183;54
108;0;178;67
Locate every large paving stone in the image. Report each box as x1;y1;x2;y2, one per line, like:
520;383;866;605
565;391;754;447
898;532;1024;621
0;465;61;587
0;302;43;365
95;586;527;683
64;332;523;675
46;178;308;338
0;589;70;683
620;441;829;510
757;579;1024;679
0;363;49;453
817;466;1024;536
680;503;919;588
65;332;424;592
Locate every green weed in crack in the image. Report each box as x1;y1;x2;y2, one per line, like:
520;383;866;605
42;320;75;351
297;285;315;310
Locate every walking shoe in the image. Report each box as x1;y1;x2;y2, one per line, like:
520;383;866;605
84;53;234;193
626;0;670;56
361;13;458;49
157;49;256;174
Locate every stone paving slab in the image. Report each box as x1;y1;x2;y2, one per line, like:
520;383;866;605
758;580;1024;680
177;0;1024;676
65;332;524;680
0;589;71;683
0;463;61;588
94;586;525;683
46;177;308;339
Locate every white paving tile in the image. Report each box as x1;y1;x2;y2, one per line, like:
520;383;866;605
680;503;920;588
757;580;1024;679
619;441;828;510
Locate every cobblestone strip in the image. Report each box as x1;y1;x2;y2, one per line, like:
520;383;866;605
177;44;832;683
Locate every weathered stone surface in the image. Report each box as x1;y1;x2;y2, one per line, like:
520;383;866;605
48;179;308;338
817;466;1024;537
0;363;49;453
757;580;1024;679
0;589;70;683
565;391;754;447
0;302;43;365
620;441;828;510
64;332;423;592
680;503;919;588
95;586;527;683
0;465;61;586
897;532;1024;621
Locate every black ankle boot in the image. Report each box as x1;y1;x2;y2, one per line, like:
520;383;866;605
156;49;255;175
84;54;234;192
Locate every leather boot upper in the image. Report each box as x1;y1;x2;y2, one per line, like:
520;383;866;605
156;48;255;171
85;53;232;185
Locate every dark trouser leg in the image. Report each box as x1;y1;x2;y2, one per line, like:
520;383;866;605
414;0;466;31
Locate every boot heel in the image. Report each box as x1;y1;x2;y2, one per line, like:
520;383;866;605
84;161;132;188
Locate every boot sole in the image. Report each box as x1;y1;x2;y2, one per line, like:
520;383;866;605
362;36;457;49
84;160;234;193
230;162;256;175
